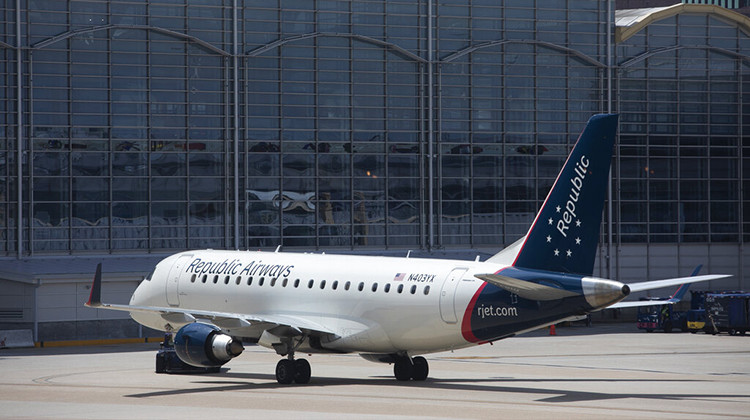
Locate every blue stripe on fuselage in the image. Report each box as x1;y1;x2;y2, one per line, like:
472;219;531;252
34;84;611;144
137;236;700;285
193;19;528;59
462;267;593;343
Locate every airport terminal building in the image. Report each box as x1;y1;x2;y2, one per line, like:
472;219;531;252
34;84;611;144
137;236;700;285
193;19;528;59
0;1;749;341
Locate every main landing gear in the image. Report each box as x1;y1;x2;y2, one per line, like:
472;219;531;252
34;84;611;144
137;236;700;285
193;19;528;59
393;355;429;381
273;335;311;384
275;356;311;384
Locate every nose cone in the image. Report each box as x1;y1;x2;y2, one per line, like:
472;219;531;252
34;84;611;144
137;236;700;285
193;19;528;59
129;272;160;308
129;279;147;306
581;277;630;309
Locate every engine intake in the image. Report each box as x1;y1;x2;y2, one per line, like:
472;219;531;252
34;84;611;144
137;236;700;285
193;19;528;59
174;323;244;367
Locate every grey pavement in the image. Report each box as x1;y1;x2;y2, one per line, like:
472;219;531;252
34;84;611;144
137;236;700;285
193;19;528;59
0;323;748;419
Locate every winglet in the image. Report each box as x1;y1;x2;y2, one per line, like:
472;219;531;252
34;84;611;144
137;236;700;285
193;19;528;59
86;263;103;307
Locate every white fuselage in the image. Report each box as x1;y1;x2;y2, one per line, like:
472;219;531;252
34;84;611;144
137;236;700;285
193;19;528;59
130;249;502;354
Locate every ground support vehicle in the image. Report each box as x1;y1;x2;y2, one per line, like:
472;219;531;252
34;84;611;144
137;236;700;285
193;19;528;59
705;293;750;336
636;299;688;333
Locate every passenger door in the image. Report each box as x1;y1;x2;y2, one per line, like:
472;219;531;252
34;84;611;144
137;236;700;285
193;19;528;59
439;268;467;323
166;254;192;306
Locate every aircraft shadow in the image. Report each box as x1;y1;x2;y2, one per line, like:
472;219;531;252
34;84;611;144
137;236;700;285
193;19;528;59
124;373;745;404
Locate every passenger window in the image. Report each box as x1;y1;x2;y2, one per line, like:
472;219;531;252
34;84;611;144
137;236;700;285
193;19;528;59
213;275;219;284
371;283;378;292
397;284;404;294
270;278;277;287
247;276;253;286
384;283;390;293
424;285;430;295
358;282;364;291
202;274;207;283
235;276;241;285
259;277;264;286
344;281;351;291
190;274;196;283
282;278;288;287
308;279;314;289
320;280;326;289
332;280;338;290
410;285;417;294
294;279;300;288
224;275;230;285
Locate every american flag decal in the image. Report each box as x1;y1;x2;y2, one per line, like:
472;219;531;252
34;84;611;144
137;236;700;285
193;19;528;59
393;273;405;281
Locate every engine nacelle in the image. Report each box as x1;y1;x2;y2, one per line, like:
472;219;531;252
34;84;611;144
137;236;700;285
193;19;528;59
173;323;244;368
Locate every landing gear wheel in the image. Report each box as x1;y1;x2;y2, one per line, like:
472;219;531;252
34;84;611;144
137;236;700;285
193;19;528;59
293;358;311;384
393;357;413;381
155;353;166;373
411;356;429;381
276;359;296;384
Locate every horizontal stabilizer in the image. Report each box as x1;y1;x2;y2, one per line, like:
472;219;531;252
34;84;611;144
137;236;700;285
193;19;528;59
606;273;731;309
609;299;677;309
627;274;730;293
475;273;580;301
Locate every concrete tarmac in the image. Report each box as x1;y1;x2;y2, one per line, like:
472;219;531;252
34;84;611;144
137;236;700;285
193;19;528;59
1;324;748;419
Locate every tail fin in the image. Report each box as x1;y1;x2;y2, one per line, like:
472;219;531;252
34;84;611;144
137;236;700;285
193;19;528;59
510;114;618;276
670;264;702;300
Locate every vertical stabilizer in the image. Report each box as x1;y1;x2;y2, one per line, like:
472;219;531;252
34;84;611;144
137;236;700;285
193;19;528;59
510;114;618;275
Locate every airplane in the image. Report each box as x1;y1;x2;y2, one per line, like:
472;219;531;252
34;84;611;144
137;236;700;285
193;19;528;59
85;114;730;384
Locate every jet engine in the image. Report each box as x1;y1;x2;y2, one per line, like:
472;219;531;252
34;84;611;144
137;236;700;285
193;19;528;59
173;323;244;367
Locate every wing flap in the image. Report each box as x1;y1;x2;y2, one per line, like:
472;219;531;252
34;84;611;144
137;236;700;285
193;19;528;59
475;273;580;301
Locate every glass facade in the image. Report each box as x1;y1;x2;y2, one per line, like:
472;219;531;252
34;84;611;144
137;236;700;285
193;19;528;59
0;1;748;257
616;12;750;244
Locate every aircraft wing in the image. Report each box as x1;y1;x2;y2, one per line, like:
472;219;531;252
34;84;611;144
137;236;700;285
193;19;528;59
85;264;340;338
607;274;731;309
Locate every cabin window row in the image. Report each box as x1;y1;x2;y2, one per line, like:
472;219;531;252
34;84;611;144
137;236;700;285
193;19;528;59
188;273;431;295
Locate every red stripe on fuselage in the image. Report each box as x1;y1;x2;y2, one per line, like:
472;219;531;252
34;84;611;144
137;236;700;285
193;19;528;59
461;282;488;343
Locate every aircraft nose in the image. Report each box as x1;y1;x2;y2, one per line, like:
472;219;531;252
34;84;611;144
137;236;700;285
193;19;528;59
129;275;153;306
581;277;630;309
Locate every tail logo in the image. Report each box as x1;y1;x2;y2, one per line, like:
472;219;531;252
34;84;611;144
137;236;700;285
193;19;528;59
555;154;589;239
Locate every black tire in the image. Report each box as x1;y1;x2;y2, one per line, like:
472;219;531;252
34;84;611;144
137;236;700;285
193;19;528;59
276;359;295;384
155;353;166;374
411;356;429;381
294;359;311;384
393;357;413;381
